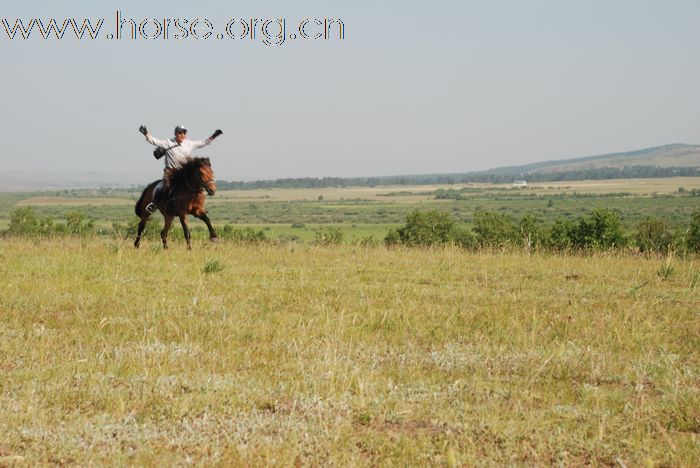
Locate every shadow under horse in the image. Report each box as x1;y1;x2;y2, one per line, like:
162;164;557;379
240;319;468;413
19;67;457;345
134;157;218;249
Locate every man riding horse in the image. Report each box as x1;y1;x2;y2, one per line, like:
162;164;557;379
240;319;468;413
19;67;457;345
138;124;223;213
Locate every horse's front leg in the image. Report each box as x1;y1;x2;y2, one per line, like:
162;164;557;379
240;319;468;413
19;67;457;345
195;212;218;242
161;215;174;249
179;214;192;250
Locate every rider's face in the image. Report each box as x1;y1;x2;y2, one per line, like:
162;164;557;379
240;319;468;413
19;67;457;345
175;131;187;144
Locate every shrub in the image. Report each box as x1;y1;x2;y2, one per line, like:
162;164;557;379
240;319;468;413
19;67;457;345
314;226;343;245
358;235;378;247
384;210;475;249
395;210;456;247
65;211;95;236
384;228;400;247
450;228;477;250
473;210;516;248
518;213;546;251
221;225;268;244
543;217;575;252
8;206;39;235
635;217;672;255
7;207;64;236
571;208;627;250
687;210;700;253
435;188;464;200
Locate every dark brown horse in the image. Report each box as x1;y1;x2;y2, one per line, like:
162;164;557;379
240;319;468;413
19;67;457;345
134;157;217;249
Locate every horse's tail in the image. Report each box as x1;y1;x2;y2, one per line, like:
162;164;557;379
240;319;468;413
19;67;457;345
135;187;147;217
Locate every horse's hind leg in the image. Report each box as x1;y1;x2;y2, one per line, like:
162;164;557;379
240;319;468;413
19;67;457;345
195;212;218;242
161;215;174;249
134;214;149;248
179;214;192;250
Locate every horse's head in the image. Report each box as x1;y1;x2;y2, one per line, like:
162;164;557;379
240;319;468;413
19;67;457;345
195;158;216;195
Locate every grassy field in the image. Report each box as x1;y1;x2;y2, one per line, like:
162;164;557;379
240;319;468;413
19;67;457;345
0;237;698;465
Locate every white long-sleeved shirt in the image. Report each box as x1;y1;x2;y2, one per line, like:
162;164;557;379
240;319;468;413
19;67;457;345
146;134;212;169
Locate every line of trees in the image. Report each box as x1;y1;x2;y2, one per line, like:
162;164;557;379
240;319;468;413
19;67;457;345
215;166;700;190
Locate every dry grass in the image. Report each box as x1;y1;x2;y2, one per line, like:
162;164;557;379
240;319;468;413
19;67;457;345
210;185;441;203
198;177;700;203
526;177;700;195
0;238;698;465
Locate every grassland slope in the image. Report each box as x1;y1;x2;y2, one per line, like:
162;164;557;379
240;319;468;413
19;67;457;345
0;238;698;465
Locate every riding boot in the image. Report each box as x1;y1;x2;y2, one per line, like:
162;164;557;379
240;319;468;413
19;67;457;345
146;182;165;214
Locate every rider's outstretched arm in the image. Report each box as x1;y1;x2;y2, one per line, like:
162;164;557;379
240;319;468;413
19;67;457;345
146;134;171;148
192;129;223;149
139;124;170;148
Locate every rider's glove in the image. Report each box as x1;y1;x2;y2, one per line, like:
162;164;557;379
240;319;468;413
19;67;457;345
211;129;223;139
139;125;148;135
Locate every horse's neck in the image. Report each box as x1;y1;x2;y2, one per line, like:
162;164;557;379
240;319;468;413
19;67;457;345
179;170;199;192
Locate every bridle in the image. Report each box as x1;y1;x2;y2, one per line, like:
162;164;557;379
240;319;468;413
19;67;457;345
185;163;216;195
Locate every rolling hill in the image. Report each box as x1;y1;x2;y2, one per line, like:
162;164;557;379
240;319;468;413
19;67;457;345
480;143;700;176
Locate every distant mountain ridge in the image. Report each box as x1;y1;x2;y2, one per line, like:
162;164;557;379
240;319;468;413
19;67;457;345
480;144;700;176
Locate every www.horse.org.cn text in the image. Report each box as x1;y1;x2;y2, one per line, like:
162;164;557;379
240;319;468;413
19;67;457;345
1;11;345;46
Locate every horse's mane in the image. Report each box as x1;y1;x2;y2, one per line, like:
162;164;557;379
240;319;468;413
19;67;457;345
165;157;211;190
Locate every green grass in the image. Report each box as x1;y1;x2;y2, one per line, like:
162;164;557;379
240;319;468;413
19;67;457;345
0;238;697;465
3;190;699;233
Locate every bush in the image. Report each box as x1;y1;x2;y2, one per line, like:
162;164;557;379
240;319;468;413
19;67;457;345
8;206;39;235
435;188;464;200
384;228;400;247
357;235;378;247
571;208;627;250
450;228;477;250
7;206;66;236
314;226;343;245
394;210;456;247
221;225;268;243
65;211;95;236
473;210;516;248
384;210;474;248
7;207;81;237
543;217;575;252
518;213;546;251
635;217;673;255
687;210;700;253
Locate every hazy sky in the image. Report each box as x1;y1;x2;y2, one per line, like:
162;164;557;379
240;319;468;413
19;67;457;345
1;0;699;183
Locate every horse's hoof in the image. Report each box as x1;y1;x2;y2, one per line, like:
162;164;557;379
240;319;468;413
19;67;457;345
210;237;219;243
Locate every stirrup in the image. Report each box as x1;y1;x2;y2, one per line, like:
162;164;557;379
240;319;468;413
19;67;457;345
145;202;157;214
